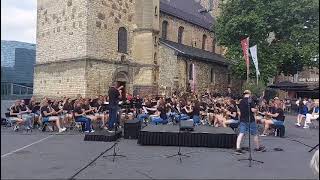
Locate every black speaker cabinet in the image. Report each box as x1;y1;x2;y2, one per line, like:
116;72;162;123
124;118;141;139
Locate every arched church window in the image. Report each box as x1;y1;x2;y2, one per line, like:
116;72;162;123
118;27;128;53
178;26;184;44
162;21;168;40
202;34;207;50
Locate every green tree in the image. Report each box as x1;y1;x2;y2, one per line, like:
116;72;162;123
215;0;319;83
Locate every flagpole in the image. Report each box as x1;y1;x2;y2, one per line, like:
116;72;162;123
247;68;249;83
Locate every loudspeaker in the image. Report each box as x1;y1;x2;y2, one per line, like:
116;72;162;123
124;119;141;139
180;119;194;131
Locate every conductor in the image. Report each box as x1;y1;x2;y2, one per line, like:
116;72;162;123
235;90;265;155
107;82;123;132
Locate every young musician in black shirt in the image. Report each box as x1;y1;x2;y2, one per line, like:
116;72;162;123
93;99;107;129
62;98;74;126
9;100;24;131
192;100;201;125
260;101;285;136
40;100;66;133
19;99;33;129
235;90;265;155
73;100;94;133
224;99;240;127
82;99;97;122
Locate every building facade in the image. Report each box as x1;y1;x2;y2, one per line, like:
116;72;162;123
274;67;319;99
34;0;231;98
1;41;36;99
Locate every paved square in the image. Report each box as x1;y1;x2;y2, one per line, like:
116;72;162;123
1;115;318;179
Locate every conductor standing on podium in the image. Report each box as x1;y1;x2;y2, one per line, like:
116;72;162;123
108;82;123;132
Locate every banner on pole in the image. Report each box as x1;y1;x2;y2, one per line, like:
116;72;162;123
241;37;250;70
249;45;260;76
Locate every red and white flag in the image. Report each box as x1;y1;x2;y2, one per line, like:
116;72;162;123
241;37;250;81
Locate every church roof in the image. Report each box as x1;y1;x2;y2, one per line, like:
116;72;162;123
160;0;214;31
160;39;229;66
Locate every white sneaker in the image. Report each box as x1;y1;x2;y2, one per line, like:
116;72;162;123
90;130;95;133
59;128;66;133
260;134;267;137
103;127;109;130
303;125;309;129
13;125;19;131
295;123;301;127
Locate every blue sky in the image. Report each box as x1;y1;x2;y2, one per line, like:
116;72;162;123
1;0;37;43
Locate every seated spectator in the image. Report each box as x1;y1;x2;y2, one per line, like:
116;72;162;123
40;100;66;133
9;100;25;131
74;100;94;133
296;100;308;127
304;100;319;128
261;101;284;136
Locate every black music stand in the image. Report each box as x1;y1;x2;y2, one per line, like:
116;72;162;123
238;98;264;167
103;109;126;162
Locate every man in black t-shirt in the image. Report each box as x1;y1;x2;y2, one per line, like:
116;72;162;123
261;101;285;136
107;82;123;132
235;90;265;155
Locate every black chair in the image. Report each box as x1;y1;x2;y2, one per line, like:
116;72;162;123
271;116;286;137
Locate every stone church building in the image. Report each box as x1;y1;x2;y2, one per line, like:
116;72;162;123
34;0;232;98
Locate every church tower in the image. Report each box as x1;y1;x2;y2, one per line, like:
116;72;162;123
34;0;160;98
132;0;160;95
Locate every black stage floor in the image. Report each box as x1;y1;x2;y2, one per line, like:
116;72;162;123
138;125;237;148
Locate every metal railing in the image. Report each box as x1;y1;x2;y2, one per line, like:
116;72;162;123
1;83;33;97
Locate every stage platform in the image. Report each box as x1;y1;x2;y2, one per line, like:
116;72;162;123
138;125;237;148
84;130;122;142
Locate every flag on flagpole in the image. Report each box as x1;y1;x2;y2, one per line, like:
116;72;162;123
249;45;260;76
241;37;250;82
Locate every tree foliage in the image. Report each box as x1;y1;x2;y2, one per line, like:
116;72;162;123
215;0;319;83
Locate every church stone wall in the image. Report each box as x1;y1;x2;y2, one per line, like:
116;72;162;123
159;45;229;96
37;0;88;64
34;60;87;99
86;0;135;61
159;13;223;54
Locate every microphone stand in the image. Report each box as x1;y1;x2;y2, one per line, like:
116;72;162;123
238;98;264;167
103;105;126;162
166;112;191;163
